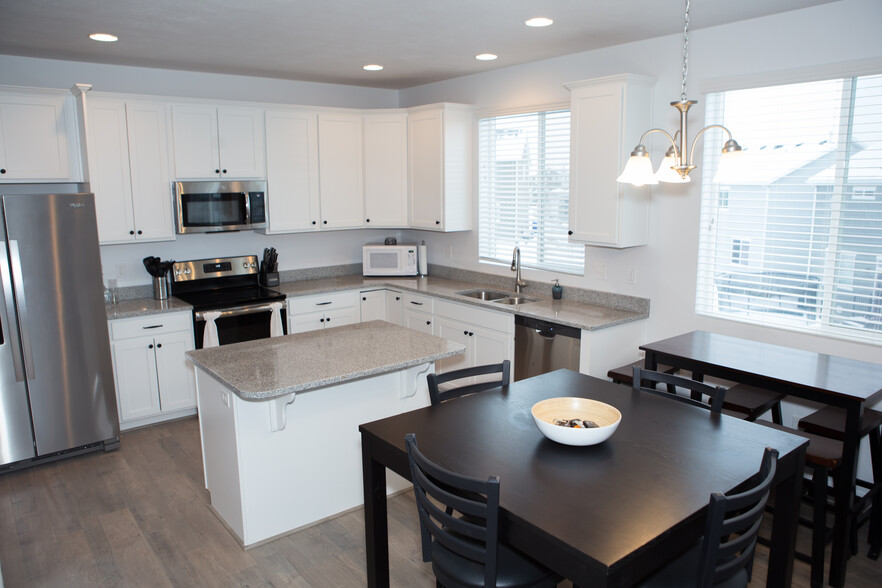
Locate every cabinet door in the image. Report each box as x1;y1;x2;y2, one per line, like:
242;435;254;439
318;112;364;229
265;109;320;232
385;290;403;326
171;104;220;179
363;112;408;227
112;337;162;422
434;316;473;375
567;75;653;248
324;306;360;329
126;101;175;242
404;308;434;335
408;109;444;229
154;330;197;413
86;97;135;243
217;107;265;178
470;324;513;383
290;309;327;334
0;92;72;181
360;290;387;322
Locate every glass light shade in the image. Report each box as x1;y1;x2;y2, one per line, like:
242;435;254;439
655;154;691;183
617;154;658;186
713;149;745;183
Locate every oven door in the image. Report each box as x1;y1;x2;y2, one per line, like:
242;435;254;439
193;303;287;349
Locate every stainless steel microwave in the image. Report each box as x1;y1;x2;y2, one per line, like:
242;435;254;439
174;180;267;234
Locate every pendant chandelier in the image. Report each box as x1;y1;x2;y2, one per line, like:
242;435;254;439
617;0;743;186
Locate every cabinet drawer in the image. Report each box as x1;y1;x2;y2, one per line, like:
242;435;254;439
435;300;513;334
402;292;434;313
288;291;357;315
110;311;193;340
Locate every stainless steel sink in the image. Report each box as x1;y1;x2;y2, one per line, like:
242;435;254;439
493;296;538;305
456;289;513;301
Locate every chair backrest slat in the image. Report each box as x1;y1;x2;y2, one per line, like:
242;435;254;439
632;366;727;414
428;360;511;405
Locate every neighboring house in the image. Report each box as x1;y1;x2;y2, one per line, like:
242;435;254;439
712;141;882;330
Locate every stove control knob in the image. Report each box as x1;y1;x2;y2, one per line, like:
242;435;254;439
243;262;248;268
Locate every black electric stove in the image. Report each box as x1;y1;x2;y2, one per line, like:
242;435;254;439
171;255;286;347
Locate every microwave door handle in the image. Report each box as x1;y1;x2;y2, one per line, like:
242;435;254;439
0;241;26;381
244;192;251;225
6;241;35;380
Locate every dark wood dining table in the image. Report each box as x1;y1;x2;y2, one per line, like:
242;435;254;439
359;369;808;587
641;330;882;588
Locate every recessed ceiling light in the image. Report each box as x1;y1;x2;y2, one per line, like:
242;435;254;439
363;64;384;71
475;53;498;61
525;17;554;28
89;33;118;42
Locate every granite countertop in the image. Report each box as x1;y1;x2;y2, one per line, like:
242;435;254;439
186;320;465;401
107;273;648;331
277;275;647;331
105;297;193;320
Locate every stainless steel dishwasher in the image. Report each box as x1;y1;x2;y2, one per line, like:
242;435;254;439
514;315;582;381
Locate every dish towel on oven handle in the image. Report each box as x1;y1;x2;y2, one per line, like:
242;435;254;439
203;311;221;348
270;302;284;337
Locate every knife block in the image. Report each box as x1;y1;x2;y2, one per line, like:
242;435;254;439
260;272;279;287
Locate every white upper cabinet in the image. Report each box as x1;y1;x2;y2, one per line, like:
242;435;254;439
408;103;472;232
566;74;655;248
363;111;408;228
85;95;174;244
317;111;364;229
0;87;81;182
264;108;321;233
171;104;265;180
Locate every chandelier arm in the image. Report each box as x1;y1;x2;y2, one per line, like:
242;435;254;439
637;128;679;157
686;124;735;169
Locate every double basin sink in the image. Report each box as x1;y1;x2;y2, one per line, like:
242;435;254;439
456;289;538;306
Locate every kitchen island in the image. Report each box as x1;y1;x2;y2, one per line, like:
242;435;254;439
186;320;465;547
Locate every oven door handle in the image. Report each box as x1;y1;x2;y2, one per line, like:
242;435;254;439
194;302;283;321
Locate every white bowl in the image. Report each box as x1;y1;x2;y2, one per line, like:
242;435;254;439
531;397;622;446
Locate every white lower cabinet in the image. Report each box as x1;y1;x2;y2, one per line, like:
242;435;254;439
402;292;435;334
433;300;513;376
385;289;404;326
360;289;387;322
108;311;197;430
288;291;360;333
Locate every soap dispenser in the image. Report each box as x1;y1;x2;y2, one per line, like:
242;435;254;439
552;279;563;300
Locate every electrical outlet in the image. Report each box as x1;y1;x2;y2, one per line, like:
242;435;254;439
627;267;637;284
115;263;126;278
588;262;607;280
447;245;454;258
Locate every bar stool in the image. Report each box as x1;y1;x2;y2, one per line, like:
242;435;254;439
798;406;882;560
755;421;845;588
721;383;786;425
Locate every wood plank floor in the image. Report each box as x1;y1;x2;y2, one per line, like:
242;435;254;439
0;416;879;587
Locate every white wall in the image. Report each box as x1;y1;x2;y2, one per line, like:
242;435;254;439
401;0;882;364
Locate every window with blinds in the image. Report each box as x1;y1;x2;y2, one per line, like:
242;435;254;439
696;74;882;341
478;109;584;274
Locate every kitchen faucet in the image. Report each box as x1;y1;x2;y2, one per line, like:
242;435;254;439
511;247;527;294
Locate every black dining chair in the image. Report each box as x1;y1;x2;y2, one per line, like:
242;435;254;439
632;366;727;414
405;433;560;588
427;360;511;406
635;447;779;588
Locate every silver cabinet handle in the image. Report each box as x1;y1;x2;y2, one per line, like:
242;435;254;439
8;241;35;380
0;241;25;381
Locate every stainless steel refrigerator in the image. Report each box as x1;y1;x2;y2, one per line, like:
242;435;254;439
0;191;119;469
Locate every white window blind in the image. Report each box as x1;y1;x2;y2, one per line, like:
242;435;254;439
696;74;882;341
478;109;584;274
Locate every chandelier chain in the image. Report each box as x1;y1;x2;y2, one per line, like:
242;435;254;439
681;0;690;101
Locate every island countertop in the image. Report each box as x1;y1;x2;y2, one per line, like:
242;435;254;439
186;320;466;401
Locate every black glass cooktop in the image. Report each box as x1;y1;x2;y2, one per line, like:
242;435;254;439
174;285;285;311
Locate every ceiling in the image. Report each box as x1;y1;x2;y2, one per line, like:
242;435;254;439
0;0;838;90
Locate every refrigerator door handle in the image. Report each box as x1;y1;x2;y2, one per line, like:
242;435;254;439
0;241;26;382
8;240;35;380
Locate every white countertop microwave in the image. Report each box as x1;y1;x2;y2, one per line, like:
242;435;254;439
362;244;418;276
